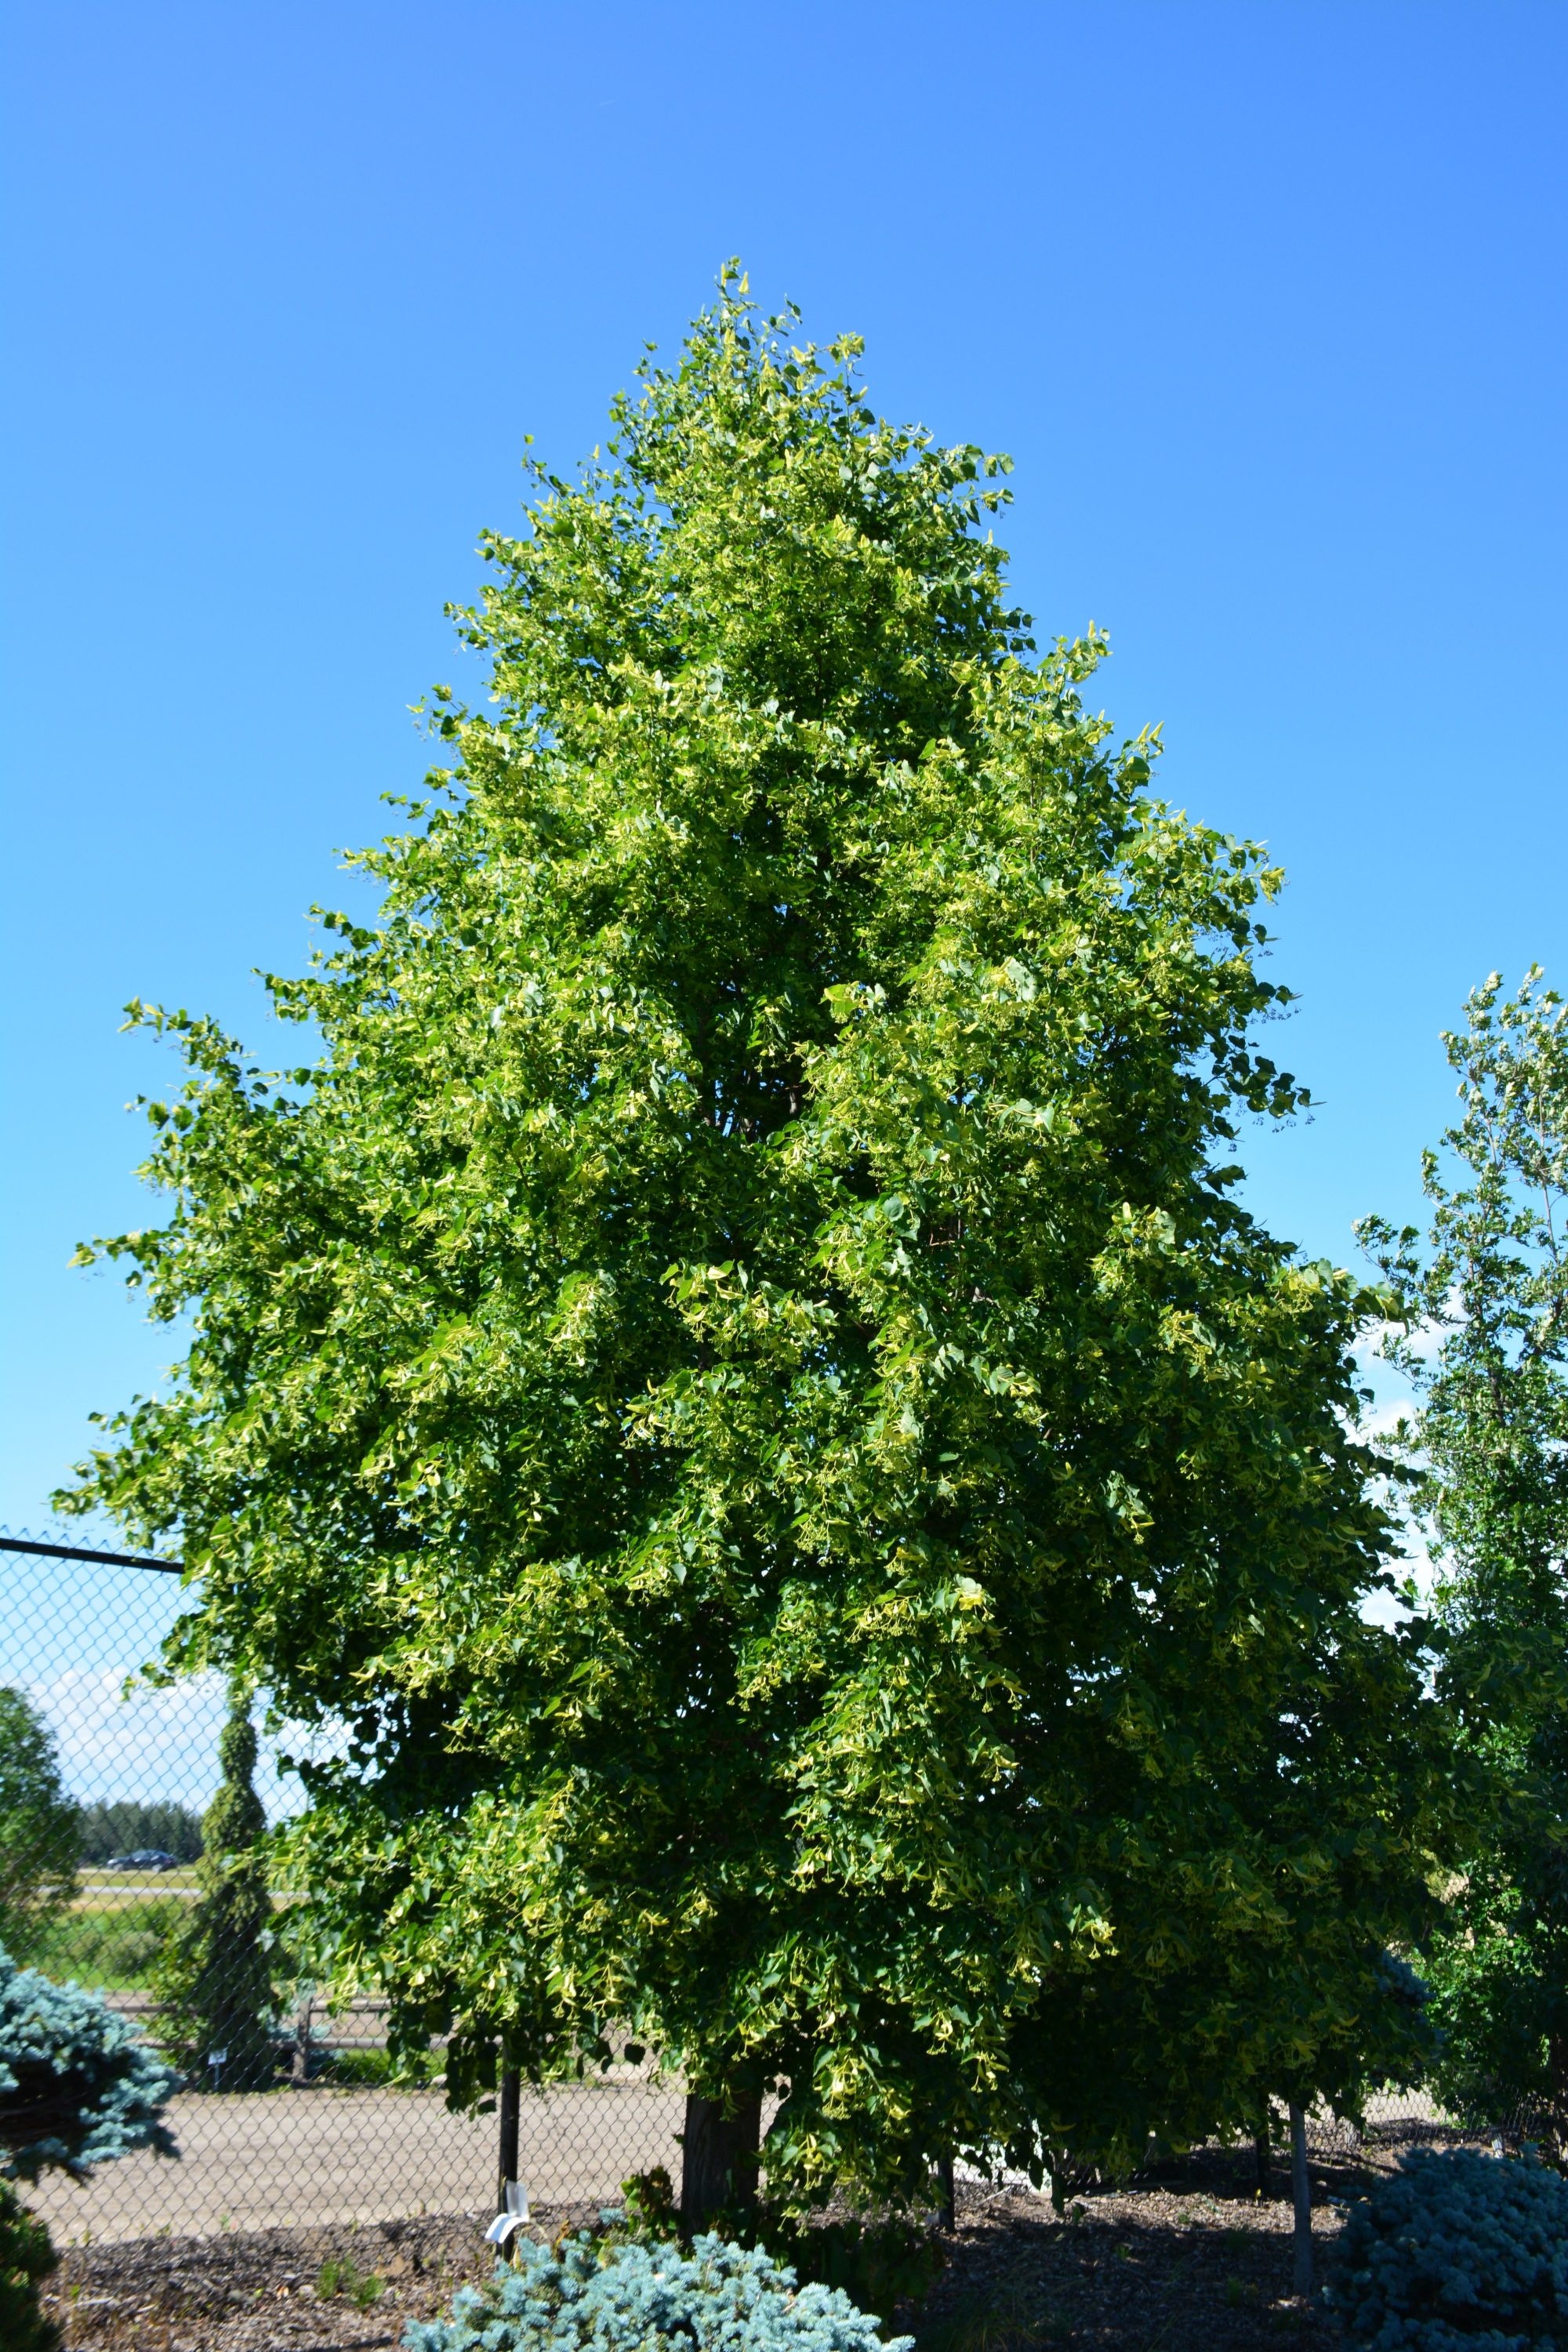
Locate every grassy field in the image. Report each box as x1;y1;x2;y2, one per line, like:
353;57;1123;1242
35;1874;303;1987
76;1867;200;1895
27;1885;430;2092
31;1896;187;1988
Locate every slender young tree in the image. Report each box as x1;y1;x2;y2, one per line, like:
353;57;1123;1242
1363;967;1568;2146
0;1690;79;1969
67;271;1450;2209
152;1699;277;2090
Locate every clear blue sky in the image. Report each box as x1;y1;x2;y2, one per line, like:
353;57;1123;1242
3;0;1565;1538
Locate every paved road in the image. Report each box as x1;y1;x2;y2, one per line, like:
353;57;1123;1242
31;2081;688;2244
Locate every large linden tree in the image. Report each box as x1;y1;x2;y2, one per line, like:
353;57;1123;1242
66;272;1451;2214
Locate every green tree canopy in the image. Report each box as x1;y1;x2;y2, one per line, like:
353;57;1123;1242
66;271;1450;2198
0;1693;78;1969
1364;967;1568;2142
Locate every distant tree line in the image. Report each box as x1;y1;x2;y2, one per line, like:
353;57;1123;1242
2;1690;209;1965
75;1800;204;1865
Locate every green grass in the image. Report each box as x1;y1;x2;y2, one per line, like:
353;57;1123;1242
317;2254;384;2307
316;2043;445;2089
75;1867;201;1895
29;1898;184;1989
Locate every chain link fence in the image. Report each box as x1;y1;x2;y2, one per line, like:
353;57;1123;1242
1;1532;686;2247
2;1531;1473;2252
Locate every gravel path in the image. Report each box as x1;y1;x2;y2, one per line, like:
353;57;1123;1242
30;2082;686;2243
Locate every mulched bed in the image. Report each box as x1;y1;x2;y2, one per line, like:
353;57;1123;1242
42;2133;1475;2350
45;2210;499;2351
915;2147;1363;2350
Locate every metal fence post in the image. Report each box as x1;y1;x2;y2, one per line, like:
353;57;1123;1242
498;2068;521;2211
292;1991;314;2084
1289;2103;1312;2296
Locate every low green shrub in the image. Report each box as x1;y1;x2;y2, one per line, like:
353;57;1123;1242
318;2252;384;2307
27;1900;183;1991
1330;2146;1568;2347
760;2214;944;2319
618;2165;677;2234
0;2180;60;2352
318;2042;444;2089
318;2045;394;2087
401;2230;913;2352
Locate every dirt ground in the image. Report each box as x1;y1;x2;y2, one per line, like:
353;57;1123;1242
41;2132;1471;2352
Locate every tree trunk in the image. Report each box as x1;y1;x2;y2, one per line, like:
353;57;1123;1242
681;2092;761;2234
937;2151;956;2233
1289;2103;1312;2296
1254;2105;1271;2194
1548;2028;1568;2155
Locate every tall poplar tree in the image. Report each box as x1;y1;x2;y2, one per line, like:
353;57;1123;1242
1364;969;1568;2144
66;272;1449;2209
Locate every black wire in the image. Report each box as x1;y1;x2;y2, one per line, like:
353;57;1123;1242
0;1534;183;1575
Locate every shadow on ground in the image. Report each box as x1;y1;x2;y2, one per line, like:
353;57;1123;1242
47;2138;1483;2349
909;2137;1468;2350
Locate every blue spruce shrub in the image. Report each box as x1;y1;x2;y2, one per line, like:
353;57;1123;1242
0;1944;180;2182
402;2230;915;2352
1330;2146;1568;2348
0;1945;180;2350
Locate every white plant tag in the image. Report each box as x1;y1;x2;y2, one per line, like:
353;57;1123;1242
485;2180;531;2244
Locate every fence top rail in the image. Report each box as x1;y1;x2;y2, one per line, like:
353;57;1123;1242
0;1534;183;1575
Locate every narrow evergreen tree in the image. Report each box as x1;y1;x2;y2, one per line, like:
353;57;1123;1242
152;1700;276;2089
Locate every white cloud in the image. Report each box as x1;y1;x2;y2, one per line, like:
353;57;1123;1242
22;1668;325;1820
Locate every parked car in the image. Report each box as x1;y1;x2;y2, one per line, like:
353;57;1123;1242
102;1849;182;1871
